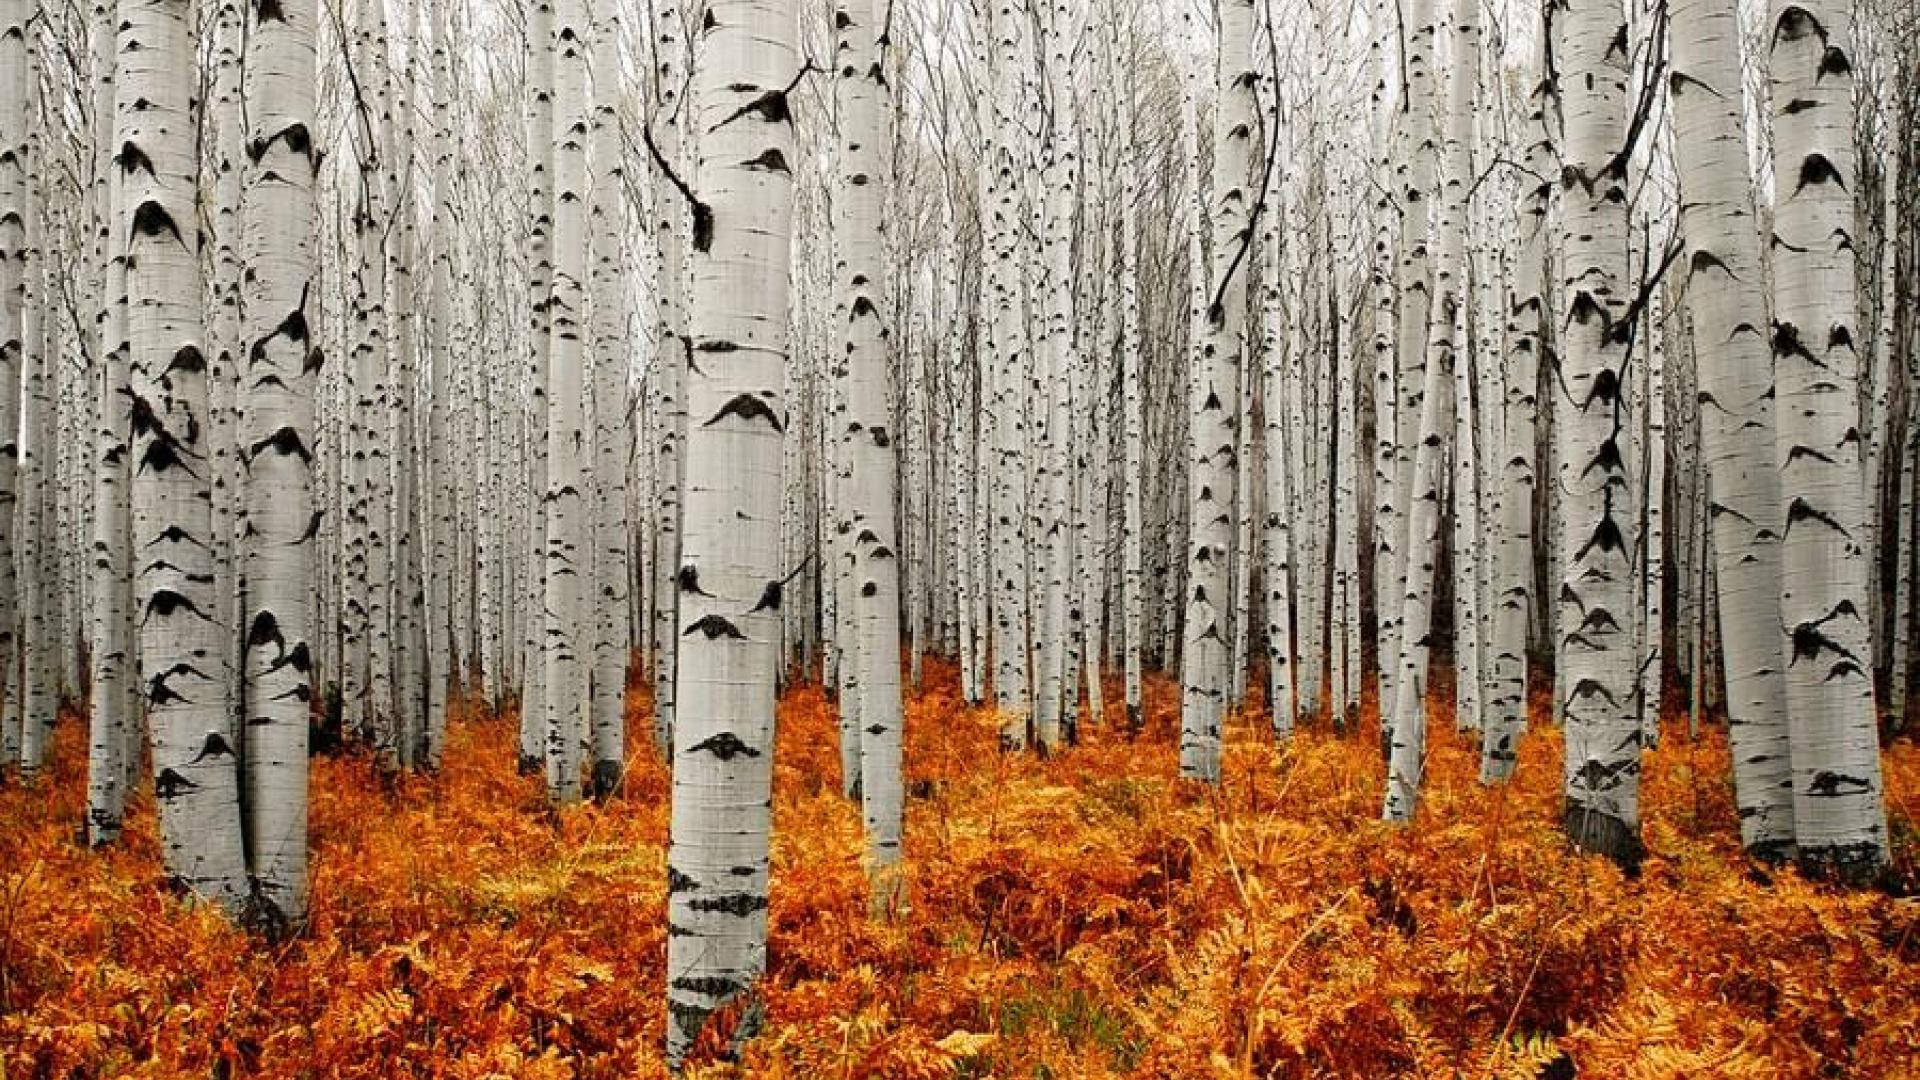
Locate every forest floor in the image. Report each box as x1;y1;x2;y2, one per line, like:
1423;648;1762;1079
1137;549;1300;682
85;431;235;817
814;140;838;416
2;660;1918;1079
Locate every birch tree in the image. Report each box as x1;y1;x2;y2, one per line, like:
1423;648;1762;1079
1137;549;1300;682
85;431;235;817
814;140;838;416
650;0;687;756
121;0;249;911
542;0;591;804
1664;0;1795;855
1768;0;1889;878
1182;0;1256;783
832;0;904;901
239;0;320;929
520;0;556;773
1482;23;1551;785
663;0;800;1059
1118;60;1144;734
586;0;627;797
1551;0;1644;868
0;0;22;775
86;0;134;843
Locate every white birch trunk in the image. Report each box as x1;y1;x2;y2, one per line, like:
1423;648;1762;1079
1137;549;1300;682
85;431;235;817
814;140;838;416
121;0;248;912
239;0;320;930
1119;78;1144;733
586;0;627;797
650;0;687;756
1182;0;1255;783
542;0;591;804
1260;199;1295;737
1481;26;1550;784
663;0;798;1058
86;0;135;842
832;0;903;899
1768;0;1889;877
1379;0;1441;723
424;0;456;767
988;0;1031;746
520;0;555;772
1552;0;1643;867
0;0;21;772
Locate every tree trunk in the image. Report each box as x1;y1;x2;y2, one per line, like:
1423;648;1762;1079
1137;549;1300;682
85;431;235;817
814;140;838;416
1551;0;1643;868
662;0;799;1059
586;0;627;798
121;0;249;913
650;0;686;757
239;0;320;930
1182;0;1255;783
0;0;23;774
1768;0;1889;879
833;0;903;902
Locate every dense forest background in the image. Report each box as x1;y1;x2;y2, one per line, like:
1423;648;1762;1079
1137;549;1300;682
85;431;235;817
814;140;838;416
0;0;1917;1074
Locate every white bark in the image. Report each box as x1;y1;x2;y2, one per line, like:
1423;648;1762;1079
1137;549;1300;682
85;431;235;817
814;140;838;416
1033;0;1078;751
0;0;22;773
86;0;134;843
1482;25;1550;784
1182;0;1255;783
239;0;320;930
833;0;903;896
520;0;555;772
987;0;1031;746
1552;0;1643;867
650;0;686;756
586;0;627;797
121;0;248;912
1260;193;1294;738
542;0;591;803
1768;0;1889;877
425;0;457;767
1378;0;1440;721
663;0;799;1059
1119;72;1144;733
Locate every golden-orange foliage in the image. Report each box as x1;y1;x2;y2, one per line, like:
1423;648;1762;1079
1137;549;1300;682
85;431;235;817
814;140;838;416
1;660;1916;1078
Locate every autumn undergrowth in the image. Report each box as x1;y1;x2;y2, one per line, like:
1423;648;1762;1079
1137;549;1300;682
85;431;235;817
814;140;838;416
1;660;1917;1078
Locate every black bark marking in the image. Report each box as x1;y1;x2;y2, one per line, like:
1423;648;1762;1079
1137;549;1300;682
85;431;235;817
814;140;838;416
1806;771;1871;796
118;141;155;178
246;120;310;164
687;891;768;916
1792;154;1844;195
692;203;714;252
154;768;198;799
250;426;312;463
131;200;185;246
684;615;746;640
247;610;285;652
1773;321;1816;364
705;393;784;432
145;589;211;622
1789;621;1860;667
741;148;791;174
1784;496;1851;539
672;975;745;998
684;732;761;760
750;580;781;612
678;564;712;595
251;307;311;363
190;732;237;763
